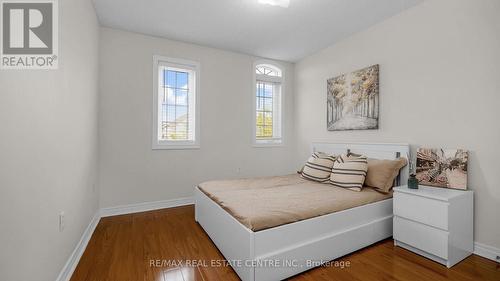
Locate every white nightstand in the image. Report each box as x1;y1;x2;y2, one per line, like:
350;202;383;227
393;185;473;268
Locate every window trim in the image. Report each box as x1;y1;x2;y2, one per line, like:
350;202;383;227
152;55;200;150
252;60;285;147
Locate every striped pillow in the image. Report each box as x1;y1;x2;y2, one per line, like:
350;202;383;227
330;154;368;191
300;152;336;182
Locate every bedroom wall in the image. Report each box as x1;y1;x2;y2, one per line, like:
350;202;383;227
294;0;500;249
0;1;100;281
98;28;296;208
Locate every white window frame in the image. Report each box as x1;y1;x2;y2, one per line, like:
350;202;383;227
252;61;285;147
152;55;200;150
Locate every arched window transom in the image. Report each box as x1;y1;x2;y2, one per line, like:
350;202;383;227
256;64;282;77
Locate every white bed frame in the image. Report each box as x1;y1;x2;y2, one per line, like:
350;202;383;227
195;142;409;281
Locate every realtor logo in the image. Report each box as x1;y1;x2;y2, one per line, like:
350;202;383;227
1;0;58;69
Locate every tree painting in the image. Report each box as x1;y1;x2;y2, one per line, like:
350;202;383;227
327;65;379;131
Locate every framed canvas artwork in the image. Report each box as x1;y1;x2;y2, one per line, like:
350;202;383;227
416;148;468;190
327;64;379;131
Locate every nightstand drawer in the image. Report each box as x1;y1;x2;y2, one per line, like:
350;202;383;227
394;192;448;230
394;216;449;259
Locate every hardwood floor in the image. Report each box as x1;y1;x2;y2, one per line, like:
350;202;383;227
71;205;500;281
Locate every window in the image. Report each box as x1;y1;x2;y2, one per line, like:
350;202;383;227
153;56;200;149
254;63;283;145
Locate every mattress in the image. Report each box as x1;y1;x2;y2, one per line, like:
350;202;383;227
198;174;392;231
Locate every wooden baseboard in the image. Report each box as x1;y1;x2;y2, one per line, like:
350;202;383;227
55;212;101;281
474;242;500;263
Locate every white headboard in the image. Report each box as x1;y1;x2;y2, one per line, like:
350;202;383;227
311;142;410;186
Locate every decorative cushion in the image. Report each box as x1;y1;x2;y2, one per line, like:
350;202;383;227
329;154;368;191
300;152;336;183
365;157;408;193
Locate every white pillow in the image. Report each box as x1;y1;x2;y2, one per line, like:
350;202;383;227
329;154;368;191
300;152;336;183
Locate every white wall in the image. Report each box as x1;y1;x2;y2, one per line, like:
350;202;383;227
294;0;500;249
98;28;296;208
0;1;99;281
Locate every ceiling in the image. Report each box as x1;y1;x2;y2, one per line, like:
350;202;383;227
93;0;422;62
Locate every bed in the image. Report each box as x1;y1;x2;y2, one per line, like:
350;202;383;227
195;142;409;281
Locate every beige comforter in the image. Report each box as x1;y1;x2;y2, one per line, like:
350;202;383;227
198;174;392;231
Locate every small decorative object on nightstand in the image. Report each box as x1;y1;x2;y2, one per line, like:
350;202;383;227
407;151;418;189
408;174;419;189
393;185;473;268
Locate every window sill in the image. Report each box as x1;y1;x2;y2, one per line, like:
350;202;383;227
253;141;284;148
152;142;200;150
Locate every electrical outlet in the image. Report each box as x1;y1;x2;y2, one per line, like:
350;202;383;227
59;211;65;232
92;183;96;193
